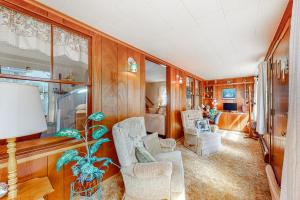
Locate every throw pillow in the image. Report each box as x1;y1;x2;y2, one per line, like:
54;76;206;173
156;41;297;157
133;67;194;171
143;132;162;156
135;146;156;163
195;119;210;132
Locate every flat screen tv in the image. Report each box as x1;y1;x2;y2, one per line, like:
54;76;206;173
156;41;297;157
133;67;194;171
222;88;236;99
223;103;237;111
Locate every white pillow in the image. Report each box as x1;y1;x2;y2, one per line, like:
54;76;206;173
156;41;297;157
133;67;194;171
143;132;162;156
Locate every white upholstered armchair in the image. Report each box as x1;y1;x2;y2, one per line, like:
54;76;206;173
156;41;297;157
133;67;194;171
181;110;221;156
112;117;185;200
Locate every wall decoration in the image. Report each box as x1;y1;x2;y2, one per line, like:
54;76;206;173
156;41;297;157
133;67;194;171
222;88;236;99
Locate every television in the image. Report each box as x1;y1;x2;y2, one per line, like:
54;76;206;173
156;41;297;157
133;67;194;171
222;88;236;99
223;103;237;111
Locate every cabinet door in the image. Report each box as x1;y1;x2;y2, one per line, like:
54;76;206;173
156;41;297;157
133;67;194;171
218;112;228;130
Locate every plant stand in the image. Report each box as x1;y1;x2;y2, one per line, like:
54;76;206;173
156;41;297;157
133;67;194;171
70;179;102;200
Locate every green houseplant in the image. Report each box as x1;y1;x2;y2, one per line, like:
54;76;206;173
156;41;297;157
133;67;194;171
54;112;113;198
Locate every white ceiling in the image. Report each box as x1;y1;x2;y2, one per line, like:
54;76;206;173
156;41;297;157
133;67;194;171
145;60;166;83
40;0;288;80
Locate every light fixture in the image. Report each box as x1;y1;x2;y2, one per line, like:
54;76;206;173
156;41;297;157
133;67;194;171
176;74;183;84
128;57;138;72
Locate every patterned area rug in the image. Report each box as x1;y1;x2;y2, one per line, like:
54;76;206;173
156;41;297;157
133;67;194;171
101;130;271;200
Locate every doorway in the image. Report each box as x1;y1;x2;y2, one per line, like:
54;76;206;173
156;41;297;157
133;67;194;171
144;59;167;138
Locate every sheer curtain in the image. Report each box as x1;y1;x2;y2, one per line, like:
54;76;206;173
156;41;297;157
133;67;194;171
0;6;88;64
280;0;300;199
256;61;267;135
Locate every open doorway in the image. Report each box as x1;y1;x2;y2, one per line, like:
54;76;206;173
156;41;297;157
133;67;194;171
145;60;167;138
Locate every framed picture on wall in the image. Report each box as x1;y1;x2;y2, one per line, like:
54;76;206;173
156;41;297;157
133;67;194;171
222;88;236;99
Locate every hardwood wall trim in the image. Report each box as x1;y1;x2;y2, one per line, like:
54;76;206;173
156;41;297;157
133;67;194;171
265;0;293;60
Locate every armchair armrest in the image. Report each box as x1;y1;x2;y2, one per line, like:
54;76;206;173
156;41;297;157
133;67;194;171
133;161;173;178
184;128;198;135
159;138;176;152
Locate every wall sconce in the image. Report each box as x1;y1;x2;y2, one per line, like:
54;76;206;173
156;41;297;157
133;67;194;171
176;74;183;84
128;57;138;72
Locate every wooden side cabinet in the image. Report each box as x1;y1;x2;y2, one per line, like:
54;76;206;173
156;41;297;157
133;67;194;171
218;111;249;132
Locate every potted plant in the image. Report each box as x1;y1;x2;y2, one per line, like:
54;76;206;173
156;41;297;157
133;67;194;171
54;112;113;199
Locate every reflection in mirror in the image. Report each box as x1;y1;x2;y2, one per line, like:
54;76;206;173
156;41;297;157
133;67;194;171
0;78;87;139
0;6;51;78
186;77;194;110
0;6;90;146
53;27;88;83
145;60;167;137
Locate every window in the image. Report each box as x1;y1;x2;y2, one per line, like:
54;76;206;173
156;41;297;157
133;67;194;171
0;6;90;141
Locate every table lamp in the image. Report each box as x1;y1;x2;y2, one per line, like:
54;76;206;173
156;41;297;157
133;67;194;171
0;83;47;200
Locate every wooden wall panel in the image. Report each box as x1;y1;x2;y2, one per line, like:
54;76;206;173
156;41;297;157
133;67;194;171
127;49;141;117
92;35;102;113
168;67;185;140
140;54;146;116
117;44;128;122
47;154;64;200
101;37;119;179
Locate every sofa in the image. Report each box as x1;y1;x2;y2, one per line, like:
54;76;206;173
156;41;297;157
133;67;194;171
112;117;185;200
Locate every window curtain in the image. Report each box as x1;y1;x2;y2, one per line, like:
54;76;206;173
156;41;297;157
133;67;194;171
280;0;300;199
0;6;88;65
256;61;267;135
252;76;258;121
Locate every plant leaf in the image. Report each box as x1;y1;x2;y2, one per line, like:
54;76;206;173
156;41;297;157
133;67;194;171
89;138;110;156
54;128;81;140
88;112;105;121
92;126;109;140
90;157;111;164
56;150;79;172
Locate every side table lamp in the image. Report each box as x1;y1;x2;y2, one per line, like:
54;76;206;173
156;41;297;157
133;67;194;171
0;83;47;200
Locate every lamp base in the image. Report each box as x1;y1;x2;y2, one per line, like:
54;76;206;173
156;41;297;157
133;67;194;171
7;138;17;200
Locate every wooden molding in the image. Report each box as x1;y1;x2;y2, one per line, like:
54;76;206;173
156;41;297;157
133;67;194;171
265;0;292;60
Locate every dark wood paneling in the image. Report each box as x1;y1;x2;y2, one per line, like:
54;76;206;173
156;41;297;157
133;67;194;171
269;28;290;184
127;49;141;117
117;44;128;121
47;154;64;200
140;55;146;116
92;35;102;113
101;37;119;179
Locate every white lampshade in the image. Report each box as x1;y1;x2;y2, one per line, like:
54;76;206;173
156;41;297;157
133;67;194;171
0;83;47;139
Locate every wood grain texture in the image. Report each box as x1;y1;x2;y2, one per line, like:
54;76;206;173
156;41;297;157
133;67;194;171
47;154;64;200
101;37;120;179
127;48;141;117
92;35;102;113
269;28;290;184
117;44;128;122
140;54;146;116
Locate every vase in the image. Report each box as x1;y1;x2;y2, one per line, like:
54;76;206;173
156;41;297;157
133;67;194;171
70;179;102;200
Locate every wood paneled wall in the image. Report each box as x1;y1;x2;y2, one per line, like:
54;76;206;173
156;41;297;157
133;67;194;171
168;67;184;140
0;0;204;198
0;21;145;200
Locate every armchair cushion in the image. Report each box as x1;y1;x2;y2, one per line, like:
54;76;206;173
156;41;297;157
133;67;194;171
195;119;210;132
155;151;185;193
159;138;176;152
135;146;156;163
133;162;173;178
143;132;162;156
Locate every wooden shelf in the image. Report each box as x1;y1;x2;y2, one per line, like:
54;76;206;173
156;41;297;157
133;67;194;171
2;177;54;200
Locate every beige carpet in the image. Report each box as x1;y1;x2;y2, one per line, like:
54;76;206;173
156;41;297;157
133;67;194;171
101;130;271;200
